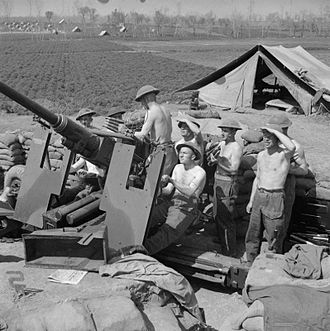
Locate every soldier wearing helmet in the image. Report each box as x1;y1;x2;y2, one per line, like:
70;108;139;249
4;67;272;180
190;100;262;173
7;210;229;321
134;85;177;176
266;113;309;252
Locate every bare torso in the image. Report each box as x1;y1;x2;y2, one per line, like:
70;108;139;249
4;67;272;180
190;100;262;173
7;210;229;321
257;148;291;190
148;103;172;144
216;141;242;175
172;164;206;198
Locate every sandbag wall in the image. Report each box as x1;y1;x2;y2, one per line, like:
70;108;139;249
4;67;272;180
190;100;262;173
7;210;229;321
0;132;26;171
12;130;78;188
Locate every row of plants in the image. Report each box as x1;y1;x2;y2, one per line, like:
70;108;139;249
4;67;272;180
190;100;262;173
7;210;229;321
0;36;212;115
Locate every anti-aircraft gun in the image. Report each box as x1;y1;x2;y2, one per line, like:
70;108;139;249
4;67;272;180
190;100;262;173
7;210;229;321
0;81;165;270
0;82;263;290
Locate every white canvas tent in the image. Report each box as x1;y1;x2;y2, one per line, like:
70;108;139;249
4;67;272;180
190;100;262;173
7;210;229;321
99;30;109;36
72;26;81;32
176;45;330;115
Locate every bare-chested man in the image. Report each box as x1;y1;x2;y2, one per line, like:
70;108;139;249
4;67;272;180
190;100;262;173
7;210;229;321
267;114;309;250
245;124;296;265
134;85;177;175
208;119;243;257
144;141;206;255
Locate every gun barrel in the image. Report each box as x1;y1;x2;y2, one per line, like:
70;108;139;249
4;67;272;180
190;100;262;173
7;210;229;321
0;81;59;125
0;81;101;161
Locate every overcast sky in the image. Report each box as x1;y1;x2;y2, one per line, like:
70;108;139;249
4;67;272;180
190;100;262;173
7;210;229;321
3;0;327;18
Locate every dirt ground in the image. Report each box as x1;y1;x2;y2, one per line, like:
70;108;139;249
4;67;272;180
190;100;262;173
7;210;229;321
0;241;245;330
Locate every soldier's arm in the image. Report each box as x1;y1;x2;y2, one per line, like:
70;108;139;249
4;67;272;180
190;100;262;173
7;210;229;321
289;145;309;176
134;109;155;140
170;168;206;197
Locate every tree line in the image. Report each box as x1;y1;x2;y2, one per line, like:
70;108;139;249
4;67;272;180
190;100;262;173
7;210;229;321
1;0;330;38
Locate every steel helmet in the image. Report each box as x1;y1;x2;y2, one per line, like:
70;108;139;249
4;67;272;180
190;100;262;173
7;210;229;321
135;85;160;102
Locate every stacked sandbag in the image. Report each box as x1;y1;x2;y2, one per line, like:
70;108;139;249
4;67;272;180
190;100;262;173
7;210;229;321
235;130;264;225
0;132;26;171
296;170;330;200
185;108;222;119
122;109;145;130
48;133;66;171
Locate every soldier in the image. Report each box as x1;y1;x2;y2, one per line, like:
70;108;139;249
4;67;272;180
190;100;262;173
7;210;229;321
266;113;309;250
144;141;206;255
70;108;104;200
175;115;204;165
134;85;177;176
75;108;96;129
209;119;243;257
245;124;296;265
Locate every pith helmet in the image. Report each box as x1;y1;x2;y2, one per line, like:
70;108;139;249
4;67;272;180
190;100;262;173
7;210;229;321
135;85;160;102
176;141;202;160
177;117;200;129
267;113;292;128
76;108;96;121
260;123;283;133
217;119;242;130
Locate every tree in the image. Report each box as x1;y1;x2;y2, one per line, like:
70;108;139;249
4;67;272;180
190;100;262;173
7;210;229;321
78;6;90;24
45;10;54;23
88;8;98;24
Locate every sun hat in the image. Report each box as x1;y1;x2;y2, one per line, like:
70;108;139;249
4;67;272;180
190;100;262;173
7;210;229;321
260;123;283;133
267;113;292;128
135;85;160;102
76;108;96;121
177;117;200;129
176;141;202;160
241;129;263;143
217;119;242;130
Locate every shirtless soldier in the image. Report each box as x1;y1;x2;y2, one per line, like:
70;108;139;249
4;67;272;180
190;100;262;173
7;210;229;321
209;119;243;257
245;124;296;265
267;113;309;250
134;85;177;175
144;141;206;255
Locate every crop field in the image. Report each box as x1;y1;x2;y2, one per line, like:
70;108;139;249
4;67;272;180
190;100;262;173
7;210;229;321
0;34;213;115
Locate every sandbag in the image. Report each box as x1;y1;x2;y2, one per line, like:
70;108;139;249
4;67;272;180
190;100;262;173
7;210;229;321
243;170;256;179
231;300;264;331
123;109;145;129
0;133;18;146
306;186;330;200
318;180;330;190
0;148;11;157
11;300;96;331
3;164;25;187
240;154;258;171
22;138;32;147
86;295;147;331
143;305;182;331
18;131;33;144
50;159;63;170
49;151;64;160
8;142;23;151
296;177;317;191
185;109;221;119
0;154;25;163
